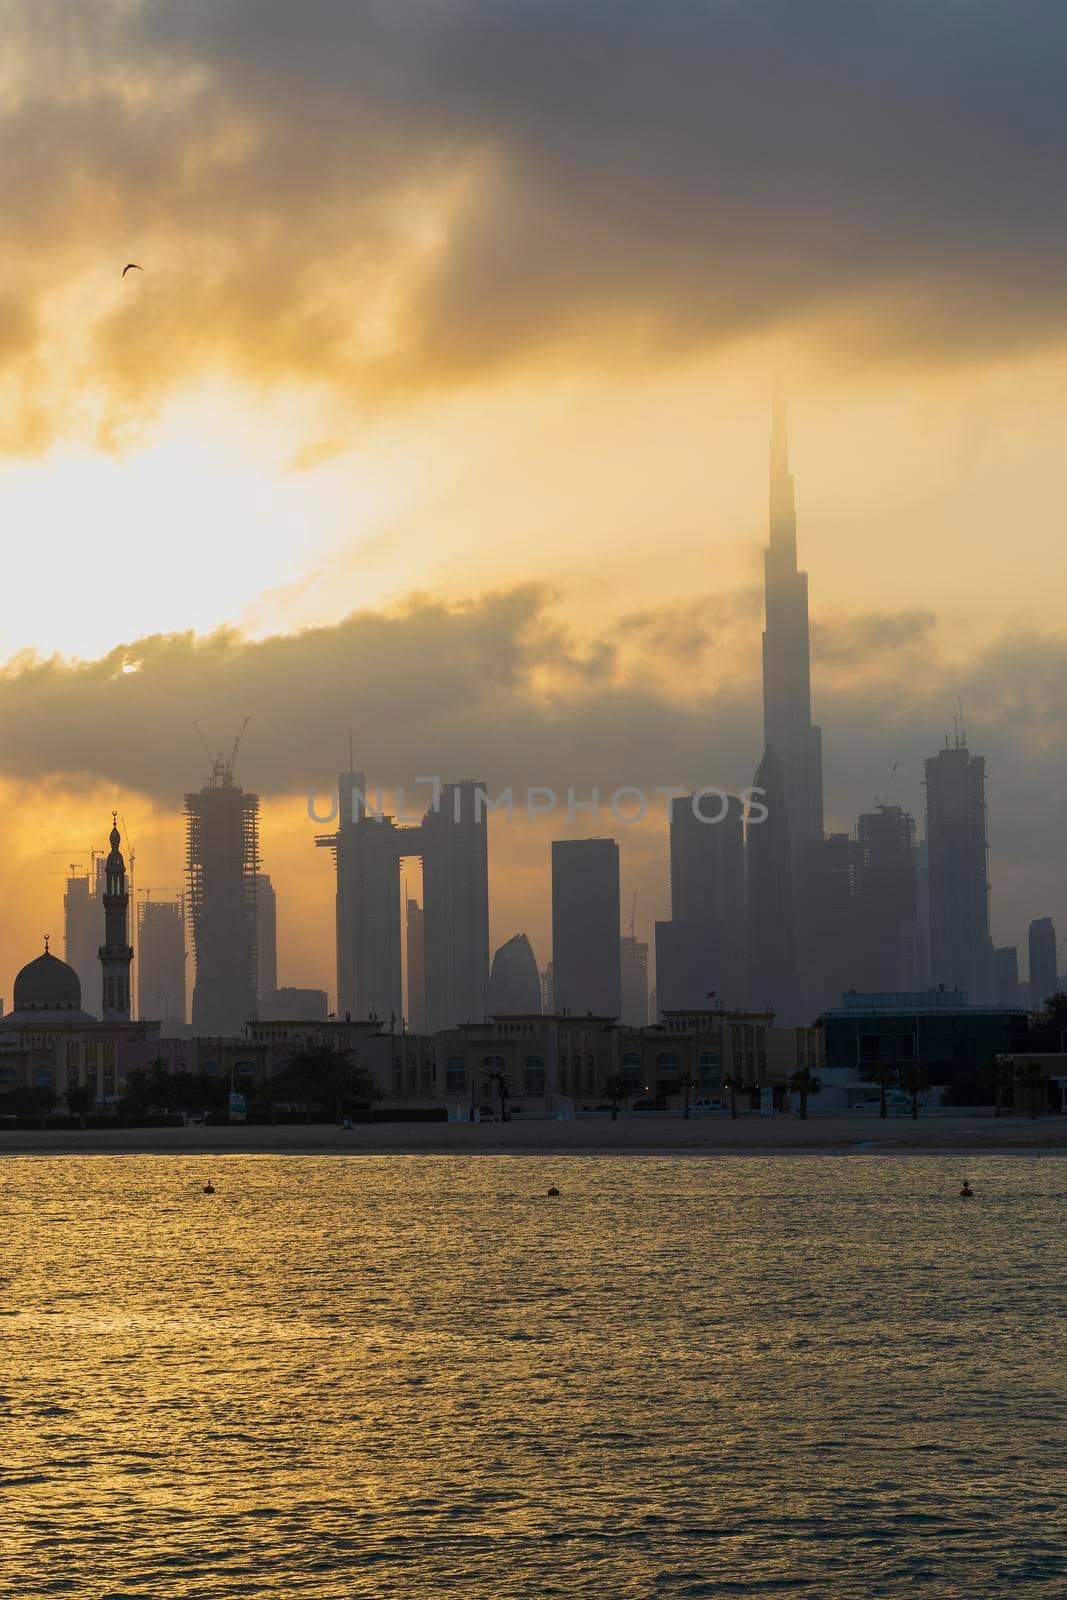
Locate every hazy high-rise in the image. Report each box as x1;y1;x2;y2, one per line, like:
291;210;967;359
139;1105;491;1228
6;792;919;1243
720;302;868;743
551;839;621;1017
924;742;992;1000
64;861;103;1019
319;773;489;1030
488;932;542;1016
406;898;426;1032
137;897;186;1025
855;803;919;992
421;781;490;1032
255;874;278;1001
761;397;824;860
668;793;746;1004
320;769;404;1023
746;747;799;1020
753;399;822;1020
186;766;260;1034
993;945;1021;1008
619;933;649;1026
1028;917;1058;1010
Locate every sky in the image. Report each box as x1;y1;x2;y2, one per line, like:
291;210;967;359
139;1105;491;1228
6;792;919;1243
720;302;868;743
3;0;1067;1006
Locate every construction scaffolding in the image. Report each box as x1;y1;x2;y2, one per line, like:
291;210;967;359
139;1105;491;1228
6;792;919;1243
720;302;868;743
185;780;260;1034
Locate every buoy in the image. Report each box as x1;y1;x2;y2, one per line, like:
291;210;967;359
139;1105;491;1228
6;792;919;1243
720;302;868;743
203;1182;216;1194
546;1186;560;1196
959;1182;973;1198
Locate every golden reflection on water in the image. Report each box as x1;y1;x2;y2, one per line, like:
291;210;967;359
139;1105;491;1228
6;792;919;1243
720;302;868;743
1;1154;1064;1598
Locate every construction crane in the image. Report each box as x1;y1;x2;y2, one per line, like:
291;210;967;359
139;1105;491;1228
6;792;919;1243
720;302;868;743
48;848;102;881
193;716;252;787
875;763;898;811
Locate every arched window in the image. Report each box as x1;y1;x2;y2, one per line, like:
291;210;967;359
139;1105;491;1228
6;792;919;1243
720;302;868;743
655;1051;681;1072
621;1050;642;1090
524;1055;545;1096
698;1050;721;1089
234;1060;257;1082
201;1060;221;1078
34;1064;54;1088
445;1056;466;1095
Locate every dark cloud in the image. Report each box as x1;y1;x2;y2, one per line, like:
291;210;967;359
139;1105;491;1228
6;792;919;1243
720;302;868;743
5;2;1067;445
812;609;936;667
1;582;1064;933
0;586;756;800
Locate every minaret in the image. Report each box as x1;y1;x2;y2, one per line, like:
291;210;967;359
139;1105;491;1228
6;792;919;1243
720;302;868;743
761;395;824;856
99;813;133;1020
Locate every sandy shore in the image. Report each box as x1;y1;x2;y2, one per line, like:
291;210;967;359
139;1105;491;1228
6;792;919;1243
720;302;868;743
1;1115;1064;1156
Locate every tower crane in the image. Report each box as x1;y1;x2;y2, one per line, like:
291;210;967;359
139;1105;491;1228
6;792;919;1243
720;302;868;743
193;716;252;786
875;763;898;811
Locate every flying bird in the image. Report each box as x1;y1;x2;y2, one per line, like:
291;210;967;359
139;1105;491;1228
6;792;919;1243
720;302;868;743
122;263;142;276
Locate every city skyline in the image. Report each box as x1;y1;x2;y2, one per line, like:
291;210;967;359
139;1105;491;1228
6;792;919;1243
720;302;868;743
4;13;1065;1599
7;396;1067;1022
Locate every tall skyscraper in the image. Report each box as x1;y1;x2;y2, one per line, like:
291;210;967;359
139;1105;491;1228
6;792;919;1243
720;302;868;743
654;918;710;1013
1028;917;1058;1010
421;781;490;1032
993;945;1021;1008
619;933;649;1026
924;741;992;1000
761;396;824;859
406;898;426;1031
64;861;104;1018
668;792;746;1003
746;747;799;1019
802;832;862;1013
186;766;260;1034
255;874;278;1000
751;399;821;1020
855;803;919;992
137;897;186;1025
488;932;542;1016
321;769;404;1023
99;815;133;1021
318;772;489;1030
551;838;621;1017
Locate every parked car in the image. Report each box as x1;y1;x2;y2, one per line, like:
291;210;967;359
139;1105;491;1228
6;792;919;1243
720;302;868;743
689;1098;725;1113
631;1098;661;1111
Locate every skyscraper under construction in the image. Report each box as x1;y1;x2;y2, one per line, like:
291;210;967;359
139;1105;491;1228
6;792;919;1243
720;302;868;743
185;731;260;1035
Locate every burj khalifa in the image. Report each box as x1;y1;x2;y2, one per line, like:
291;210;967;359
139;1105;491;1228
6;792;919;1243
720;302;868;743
747;398;823;1020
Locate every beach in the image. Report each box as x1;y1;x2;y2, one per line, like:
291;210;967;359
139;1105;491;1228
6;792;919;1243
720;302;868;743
2;1113;1064;1156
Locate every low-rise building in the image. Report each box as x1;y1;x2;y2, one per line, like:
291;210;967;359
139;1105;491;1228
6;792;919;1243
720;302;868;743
821;989;1030;1090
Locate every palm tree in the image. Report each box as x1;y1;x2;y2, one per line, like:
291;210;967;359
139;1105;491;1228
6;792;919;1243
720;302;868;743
678;1071;698;1119
862;1065;897;1119
899;1064;928;1119
1013;1059;1046;1119
788;1066;822;1119
601;1073;628;1121
979;1055;1013;1117
66;1083;96;1130
484;1067;515;1122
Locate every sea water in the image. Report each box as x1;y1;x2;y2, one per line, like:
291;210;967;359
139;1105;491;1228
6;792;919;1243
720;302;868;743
1;1154;1063;1598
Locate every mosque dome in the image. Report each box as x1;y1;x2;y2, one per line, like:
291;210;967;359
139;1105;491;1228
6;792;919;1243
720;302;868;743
5;945;98;1026
14;948;82;1010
